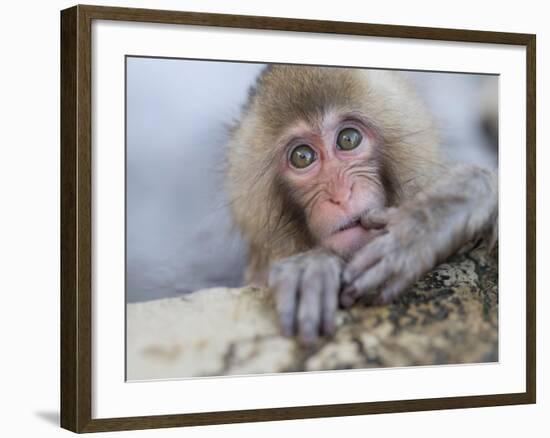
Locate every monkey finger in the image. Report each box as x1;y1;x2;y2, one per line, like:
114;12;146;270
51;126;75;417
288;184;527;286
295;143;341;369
340;281;379;308
320;268;340;336
342;236;392;284
340;285;358;309
297;265;324;346
360;207;396;229
268;267;301;337
340;266;383;308
362;228;389;246
341;260;392;307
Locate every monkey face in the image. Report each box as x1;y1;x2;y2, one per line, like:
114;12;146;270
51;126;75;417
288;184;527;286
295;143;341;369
279;111;387;258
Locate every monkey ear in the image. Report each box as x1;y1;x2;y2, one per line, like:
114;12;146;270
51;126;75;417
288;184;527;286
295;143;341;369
360;207;395;229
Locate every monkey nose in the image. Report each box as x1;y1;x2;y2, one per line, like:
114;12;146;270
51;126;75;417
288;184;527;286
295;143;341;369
328;183;354;206
328;192;351;207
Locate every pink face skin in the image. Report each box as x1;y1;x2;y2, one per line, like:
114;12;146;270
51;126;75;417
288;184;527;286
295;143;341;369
279;111;387;258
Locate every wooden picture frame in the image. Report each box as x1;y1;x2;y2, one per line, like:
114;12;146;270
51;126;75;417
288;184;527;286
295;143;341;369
60;4;536;433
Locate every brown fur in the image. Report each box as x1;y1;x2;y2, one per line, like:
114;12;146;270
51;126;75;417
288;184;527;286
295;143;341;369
225;65;441;283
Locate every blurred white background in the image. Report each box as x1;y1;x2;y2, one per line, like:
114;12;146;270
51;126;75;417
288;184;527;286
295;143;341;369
126;58;497;302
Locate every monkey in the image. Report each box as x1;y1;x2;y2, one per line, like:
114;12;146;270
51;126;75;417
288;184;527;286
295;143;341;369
225;65;498;346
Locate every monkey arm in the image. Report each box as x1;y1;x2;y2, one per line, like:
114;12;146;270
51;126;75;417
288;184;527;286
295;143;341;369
340;163;498;307
268;249;344;346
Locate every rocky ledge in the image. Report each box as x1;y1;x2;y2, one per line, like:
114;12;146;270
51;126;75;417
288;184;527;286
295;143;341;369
127;244;498;380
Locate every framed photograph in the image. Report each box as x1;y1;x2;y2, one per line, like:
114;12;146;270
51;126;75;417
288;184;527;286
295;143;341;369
60;4;536;433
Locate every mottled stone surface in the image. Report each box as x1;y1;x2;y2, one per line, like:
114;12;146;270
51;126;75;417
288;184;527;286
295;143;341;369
127;244;497;380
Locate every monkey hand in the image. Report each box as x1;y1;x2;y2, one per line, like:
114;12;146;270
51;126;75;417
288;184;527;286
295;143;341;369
268;249;344;346
340;204;458;307
340;165;498;308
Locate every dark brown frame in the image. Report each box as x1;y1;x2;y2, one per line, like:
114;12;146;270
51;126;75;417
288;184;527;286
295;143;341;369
61;4;536;433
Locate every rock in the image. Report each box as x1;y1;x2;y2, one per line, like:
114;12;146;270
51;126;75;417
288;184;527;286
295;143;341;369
127;244;498;380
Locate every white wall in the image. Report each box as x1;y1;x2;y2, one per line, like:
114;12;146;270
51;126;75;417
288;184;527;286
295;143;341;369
0;0;546;437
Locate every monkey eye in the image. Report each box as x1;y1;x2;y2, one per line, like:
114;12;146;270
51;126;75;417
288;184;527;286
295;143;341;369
336;127;363;150
289;145;316;169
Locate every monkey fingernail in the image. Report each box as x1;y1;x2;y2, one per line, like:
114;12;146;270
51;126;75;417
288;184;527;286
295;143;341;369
340;288;356;308
360;217;386;230
279;316;295;336
322;320;336;336
298;321;318;346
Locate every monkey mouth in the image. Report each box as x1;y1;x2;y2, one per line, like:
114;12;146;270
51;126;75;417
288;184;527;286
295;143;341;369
323;212;388;257
322;216;370;257
333;217;362;234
